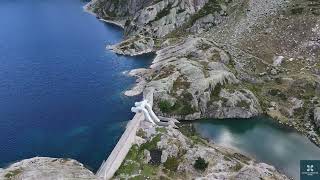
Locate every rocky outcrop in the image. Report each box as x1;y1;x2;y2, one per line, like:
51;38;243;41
114;120;289;179
85;0;147;19
129;37;261;120
124;0;208;37
0;157;98;180
108;35;155;56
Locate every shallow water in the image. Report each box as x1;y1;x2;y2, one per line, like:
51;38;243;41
0;0;153;170
194;117;320;179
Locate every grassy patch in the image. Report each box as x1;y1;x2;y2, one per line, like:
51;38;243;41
141;164;157;177
188;0;222;26
126;145;142;161
158;100;174;113
152;65;175;80
231;162;243;172
136;129;147;138
156;127;167;133
116;160;140;176
159;76;197;115
237;100;250;109
164;157;180;171
4;169;22;179
179;123;196;137
116;135;162;177
140;134;162;151
178;123;207;145
172;76;190;92
211;82;222;99
197;41;212;50
150;3;173;23
291;7;304;14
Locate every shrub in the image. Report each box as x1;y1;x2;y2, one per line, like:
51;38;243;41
231;162;243;172
194;157;208;171
211;82;222;98
164;157;179;171
158;100;173;113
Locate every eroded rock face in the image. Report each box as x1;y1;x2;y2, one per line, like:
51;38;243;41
0;157;98;180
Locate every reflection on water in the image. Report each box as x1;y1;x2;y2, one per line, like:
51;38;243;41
194;117;320;179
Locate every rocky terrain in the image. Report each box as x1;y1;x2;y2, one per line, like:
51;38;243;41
87;0;320;146
0;157;98;180
113;120;288;179
85;0;320;179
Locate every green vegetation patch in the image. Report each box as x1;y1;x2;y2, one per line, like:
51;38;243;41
156;127;167;133
158;100;174;113
152;65;176;80
116;160;140;175
149;3;173;23
158;77;197;115
231;162;243;172
5;168;22;179
178;123;207;145
194;157;209;171
211;82;222;99
189;0;222;25
164;157;180;171
115;135;162;178
291;7;304;14
140;134;162;151
136;129;147;138
237;100;250;109
172;76;191;92
141;164;157;177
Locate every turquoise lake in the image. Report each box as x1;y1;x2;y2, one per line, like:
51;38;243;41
194;117;320;179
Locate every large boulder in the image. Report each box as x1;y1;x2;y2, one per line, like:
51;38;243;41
0;157;97;180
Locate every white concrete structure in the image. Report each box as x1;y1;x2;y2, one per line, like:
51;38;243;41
96;99;166;180
131;100;161;124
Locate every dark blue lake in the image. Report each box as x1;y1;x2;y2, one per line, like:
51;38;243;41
0;0;152;170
